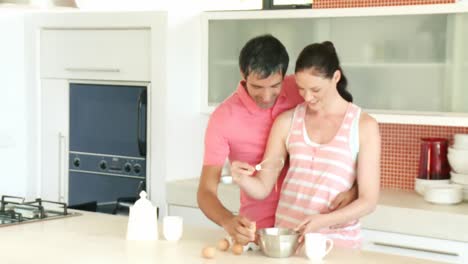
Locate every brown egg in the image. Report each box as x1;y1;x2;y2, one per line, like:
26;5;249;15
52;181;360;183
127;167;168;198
217;238;230;251
202;246;216;259
231;243;244;255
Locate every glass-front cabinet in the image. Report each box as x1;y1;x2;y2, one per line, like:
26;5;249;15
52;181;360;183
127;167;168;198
201;6;468;124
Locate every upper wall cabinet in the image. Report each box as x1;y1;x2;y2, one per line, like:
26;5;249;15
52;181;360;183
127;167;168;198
201;6;468;121
40;29;150;81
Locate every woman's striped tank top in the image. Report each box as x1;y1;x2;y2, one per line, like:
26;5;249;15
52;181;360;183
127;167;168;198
275;102;362;248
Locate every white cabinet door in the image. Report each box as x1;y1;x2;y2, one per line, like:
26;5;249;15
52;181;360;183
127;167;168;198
40;79;69;202
167;205;220;229
40;29;150;81
362;229;468;264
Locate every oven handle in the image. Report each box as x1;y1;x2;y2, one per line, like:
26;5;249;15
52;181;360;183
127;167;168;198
137;89;147;157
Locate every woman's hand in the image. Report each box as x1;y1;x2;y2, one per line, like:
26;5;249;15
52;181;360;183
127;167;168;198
230;161;255;185
294;214;325;243
294;214;325;254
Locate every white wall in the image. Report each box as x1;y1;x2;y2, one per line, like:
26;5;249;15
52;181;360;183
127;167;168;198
165;7;207;181
158;1;261;182
0;11;27;196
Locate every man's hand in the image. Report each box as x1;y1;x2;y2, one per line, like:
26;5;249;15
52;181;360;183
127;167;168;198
329;184;358;211
327;184;358;229
230;161;255;185
222;215;256;245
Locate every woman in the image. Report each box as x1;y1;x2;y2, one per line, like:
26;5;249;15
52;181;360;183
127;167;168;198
231;41;381;248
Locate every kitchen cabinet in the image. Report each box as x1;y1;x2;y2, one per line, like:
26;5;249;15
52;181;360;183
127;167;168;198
40;29;150;81
362;229;468;264
39;79;69;202
31;12;168;215
39;29;151;204
201;5;468;125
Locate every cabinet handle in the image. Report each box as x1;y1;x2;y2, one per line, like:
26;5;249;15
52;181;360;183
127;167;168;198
373;242;458;256
58;133;66;202
65;67;120;73
368;241;460;262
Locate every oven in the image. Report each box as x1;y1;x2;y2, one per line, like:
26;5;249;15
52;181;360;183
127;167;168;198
68;82;147;214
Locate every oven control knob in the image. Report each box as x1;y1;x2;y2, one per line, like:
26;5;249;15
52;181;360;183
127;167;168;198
99;160;107;170
133;164;141;174
124;163;132;173
73;157;80;168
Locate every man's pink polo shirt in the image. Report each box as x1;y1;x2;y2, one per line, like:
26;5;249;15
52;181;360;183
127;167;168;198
203;75;303;229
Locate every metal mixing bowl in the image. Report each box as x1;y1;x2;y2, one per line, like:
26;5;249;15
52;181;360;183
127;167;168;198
257;227;299;258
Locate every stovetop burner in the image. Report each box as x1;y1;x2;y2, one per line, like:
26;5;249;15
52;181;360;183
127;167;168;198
0;195;80;227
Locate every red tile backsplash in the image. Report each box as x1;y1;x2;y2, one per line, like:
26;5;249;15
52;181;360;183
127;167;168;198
313;0;455;9
380;124;468;190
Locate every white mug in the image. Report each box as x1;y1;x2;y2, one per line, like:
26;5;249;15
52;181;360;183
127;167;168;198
305;233;334;260
163;216;183;241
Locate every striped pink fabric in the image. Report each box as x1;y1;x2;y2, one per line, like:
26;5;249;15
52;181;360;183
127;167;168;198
275;102;362;248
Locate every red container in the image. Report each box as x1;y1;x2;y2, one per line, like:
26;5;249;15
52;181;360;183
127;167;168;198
417;138;450;180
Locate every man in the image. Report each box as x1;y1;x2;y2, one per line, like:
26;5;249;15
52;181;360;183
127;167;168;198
197;35;356;244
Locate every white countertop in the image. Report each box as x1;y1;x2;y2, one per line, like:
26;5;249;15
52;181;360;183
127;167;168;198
0;211;441;264
167;178;468;242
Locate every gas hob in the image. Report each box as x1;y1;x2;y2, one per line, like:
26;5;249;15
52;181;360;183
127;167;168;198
0;195;80;227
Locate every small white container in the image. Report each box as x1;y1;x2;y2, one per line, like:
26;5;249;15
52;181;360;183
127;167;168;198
414;178;450;196
163;216;183;241
424;184;463;205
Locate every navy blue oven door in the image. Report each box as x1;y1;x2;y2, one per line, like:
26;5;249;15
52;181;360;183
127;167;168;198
68;83;147;212
69;83;147;157
68;170;145;213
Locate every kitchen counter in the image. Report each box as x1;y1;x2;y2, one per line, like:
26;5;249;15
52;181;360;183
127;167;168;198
167;178;468;242
0;211;441;264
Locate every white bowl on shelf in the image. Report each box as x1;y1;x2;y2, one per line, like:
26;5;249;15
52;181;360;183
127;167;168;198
448;146;468;155
447;150;468;174
453;134;468;150
450;171;468;185
452;145;468;151
414;178;451;196
424;184;463;205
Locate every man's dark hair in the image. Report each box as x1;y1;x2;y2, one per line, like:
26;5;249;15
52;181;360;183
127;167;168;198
239;34;289;79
